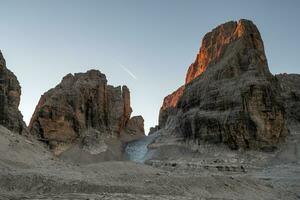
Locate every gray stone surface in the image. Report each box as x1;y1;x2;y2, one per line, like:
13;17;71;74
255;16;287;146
158;19;287;150
276;73;300;131
0;50;28;135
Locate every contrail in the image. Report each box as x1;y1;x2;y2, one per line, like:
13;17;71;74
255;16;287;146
120;64;138;80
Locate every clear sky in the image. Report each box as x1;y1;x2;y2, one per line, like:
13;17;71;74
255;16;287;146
0;0;299;133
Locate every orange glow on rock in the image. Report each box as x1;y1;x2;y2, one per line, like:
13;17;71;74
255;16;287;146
161;19;266;113
160;86;185;112
185;19;264;84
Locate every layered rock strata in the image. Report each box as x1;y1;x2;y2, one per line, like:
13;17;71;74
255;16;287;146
276;74;300;131
29;70;144;154
0;51;27;134
158;19;287;150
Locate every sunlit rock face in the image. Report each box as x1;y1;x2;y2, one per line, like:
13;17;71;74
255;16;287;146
160;20;267;122
0;51;28;134
159;19;287;150
159;86;185;128
185;20;265;84
29;70;144;154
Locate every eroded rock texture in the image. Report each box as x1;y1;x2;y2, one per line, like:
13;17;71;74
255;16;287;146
0;51;27;134
276;74;300;131
121;115;145;142
29;70;144;153
124;116;145;136
159;19;287;150
148;125;159;135
159;86;185;128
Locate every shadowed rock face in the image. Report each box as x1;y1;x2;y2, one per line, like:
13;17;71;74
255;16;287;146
276;74;300;131
121;115;145;143
0;51;28;134
29;70;144;154
124;116;145;136
159;19;287;150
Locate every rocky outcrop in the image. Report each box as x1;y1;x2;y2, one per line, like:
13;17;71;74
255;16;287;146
0;51;27;134
276;74;300;131
124;116;145;136
121;115;145;142
159;86;185;128
29;70;144;154
185;20;266;84
148;125;159;135
158;19;287;150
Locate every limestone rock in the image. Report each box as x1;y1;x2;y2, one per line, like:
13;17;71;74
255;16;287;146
29;70;143;153
149;125;159;135
121;115;145;142
0;51;28;134
158;19;287;150
185;20;265;84
159;86;185;128
276;74;300;131
125;116;145;135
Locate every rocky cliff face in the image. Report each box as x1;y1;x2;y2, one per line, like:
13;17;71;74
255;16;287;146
121;115;145;142
29;70;144;154
185;20;265;84
276;74;300;131
158;19;287;150
124;116;144;136
0;51;27;134
159;86;185;128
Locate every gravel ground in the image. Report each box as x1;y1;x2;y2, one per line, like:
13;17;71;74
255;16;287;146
0;126;299;200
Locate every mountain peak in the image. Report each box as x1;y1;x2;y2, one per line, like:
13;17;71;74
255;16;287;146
185;19;265;84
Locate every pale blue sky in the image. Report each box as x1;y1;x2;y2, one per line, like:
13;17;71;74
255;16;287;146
0;0;299;133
